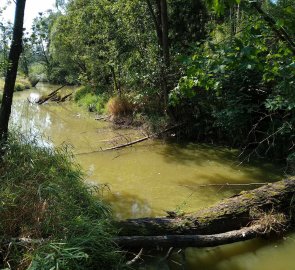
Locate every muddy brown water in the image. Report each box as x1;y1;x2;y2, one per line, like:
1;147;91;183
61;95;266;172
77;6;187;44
11;83;295;270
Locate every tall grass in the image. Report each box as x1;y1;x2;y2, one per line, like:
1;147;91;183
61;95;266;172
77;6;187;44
106;96;133;117
0;134;125;269
74;86;108;114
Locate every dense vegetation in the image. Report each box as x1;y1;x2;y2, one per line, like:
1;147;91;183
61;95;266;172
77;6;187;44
2;0;292;166
0;0;294;268
0;134;125;269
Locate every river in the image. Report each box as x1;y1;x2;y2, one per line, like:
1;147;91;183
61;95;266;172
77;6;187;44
11;83;295;270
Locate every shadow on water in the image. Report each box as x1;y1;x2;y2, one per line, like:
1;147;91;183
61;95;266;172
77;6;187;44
158;141;283;183
136;237;286;270
104;191;155;220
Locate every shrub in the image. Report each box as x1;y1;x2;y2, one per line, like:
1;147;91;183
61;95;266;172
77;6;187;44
106;96;133;116
74;86;94;102
77;93;98;112
29;75;40;87
75;86;108;114
14;82;26;91
0;134;125;269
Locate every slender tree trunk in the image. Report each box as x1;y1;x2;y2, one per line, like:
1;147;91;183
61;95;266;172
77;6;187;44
145;0;170;113
145;0;162;50
160;0;169;68
0;0;26;155
110;66;121;97
160;0;169;111
252;2;295;55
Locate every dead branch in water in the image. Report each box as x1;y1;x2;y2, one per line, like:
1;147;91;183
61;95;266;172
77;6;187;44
76;124;184;155
102;124;184;152
180;182;269;190
57;92;73;103
37;85;66;105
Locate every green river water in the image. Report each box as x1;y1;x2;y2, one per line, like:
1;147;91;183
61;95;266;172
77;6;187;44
11;84;295;270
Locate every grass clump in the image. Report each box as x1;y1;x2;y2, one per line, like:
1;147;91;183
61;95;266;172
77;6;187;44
0;134;125;269
75;86;108;114
106;96;133;117
14;82;26;92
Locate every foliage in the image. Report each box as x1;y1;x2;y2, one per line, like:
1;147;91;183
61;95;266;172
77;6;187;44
75;86;109;114
0;134;125;269
14;82;26;91
50;0;209;111
171;5;295;161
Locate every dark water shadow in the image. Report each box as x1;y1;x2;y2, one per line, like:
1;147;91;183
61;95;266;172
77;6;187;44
158;141;283;184
104;191;155;220
135;237;286;270
183;237;286;270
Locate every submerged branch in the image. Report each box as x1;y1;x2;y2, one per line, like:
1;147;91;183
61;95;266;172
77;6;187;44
115;224;271;249
37;85;66;105
76;124;184;155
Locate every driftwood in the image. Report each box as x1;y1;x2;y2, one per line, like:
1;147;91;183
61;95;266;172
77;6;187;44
102;124;183;152
76;124;184;156
58;92;73;103
102;135;150;151
37;85;66;105
115;179;295;249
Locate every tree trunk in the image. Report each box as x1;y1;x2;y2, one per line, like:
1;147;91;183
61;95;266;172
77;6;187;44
252;2;295;55
115;179;295;248
0;0;26;153
160;0;169;111
160;0;169;68
145;0;170;112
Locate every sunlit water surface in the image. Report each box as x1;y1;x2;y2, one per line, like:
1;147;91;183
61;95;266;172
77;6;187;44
10;84;295;270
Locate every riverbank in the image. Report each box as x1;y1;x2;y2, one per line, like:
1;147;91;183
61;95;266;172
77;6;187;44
7;84;295;270
0;76;33;93
0;133;125;269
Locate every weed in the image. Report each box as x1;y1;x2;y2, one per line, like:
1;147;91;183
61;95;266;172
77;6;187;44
0;133;125;269
106;96;133;117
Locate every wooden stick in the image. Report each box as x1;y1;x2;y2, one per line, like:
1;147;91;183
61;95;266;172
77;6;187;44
126;248;144;265
180;182;269;189
76;124;184;155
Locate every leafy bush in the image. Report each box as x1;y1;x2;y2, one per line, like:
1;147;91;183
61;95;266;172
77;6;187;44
171;16;295;161
74;86;94;102
29;75;40;87
29;63;47;82
75;86;108;114
14;82;26;91
0;134;125;269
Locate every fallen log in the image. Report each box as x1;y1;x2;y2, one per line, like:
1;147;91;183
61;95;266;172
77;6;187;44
115;179;295;248
58;92;73;102
37;85;66;105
